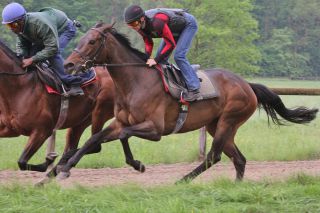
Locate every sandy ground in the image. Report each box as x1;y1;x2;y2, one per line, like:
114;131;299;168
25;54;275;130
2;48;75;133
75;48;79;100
1;160;320;187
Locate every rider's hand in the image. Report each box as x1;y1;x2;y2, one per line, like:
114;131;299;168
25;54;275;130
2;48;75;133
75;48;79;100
22;58;34;68
146;58;157;67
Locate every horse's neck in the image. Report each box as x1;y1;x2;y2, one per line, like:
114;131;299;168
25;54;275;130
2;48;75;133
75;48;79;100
106;43;159;95
0;60;36;102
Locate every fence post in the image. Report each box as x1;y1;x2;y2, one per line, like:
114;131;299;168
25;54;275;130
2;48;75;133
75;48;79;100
199;126;206;161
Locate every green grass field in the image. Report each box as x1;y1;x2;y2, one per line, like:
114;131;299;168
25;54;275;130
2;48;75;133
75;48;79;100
0;175;320;213
0;78;319;170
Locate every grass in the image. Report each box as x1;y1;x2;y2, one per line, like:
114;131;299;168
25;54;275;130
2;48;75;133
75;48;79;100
0;78;319;170
0;175;320;212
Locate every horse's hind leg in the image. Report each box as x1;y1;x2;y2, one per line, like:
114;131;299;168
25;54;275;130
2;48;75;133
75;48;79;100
178;119;234;183
205;123;247;180
223;143;246;181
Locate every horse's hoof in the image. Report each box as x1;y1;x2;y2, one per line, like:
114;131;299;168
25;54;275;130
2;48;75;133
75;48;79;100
56;165;63;174
133;161;145;173
175;177;192;185
34;176;51;187
56;171;71;181
139;164;146;173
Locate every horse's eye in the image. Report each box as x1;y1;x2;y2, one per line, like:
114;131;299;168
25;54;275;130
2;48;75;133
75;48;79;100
89;40;95;45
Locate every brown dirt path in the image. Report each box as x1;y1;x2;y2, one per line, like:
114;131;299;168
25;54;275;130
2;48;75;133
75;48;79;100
1;160;320;187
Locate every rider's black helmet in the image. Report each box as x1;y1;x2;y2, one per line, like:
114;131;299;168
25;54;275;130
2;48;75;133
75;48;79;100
124;5;145;23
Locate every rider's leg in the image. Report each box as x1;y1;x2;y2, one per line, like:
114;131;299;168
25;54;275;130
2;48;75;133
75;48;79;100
174;13;201;101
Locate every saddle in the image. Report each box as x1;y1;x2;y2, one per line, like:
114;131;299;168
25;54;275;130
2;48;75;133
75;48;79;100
34;62;96;96
160;64;219;101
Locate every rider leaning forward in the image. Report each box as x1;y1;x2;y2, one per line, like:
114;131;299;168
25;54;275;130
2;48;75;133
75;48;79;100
1;2;84;96
124;5;202;101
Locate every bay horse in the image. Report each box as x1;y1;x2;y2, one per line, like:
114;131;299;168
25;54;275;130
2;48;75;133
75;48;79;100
0;38;144;174
59;21;318;182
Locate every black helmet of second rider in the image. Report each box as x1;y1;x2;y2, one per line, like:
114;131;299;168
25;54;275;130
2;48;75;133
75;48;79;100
124;5;145;24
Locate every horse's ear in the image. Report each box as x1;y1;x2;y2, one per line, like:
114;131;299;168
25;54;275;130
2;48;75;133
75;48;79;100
94;20;104;28
102;18;116;33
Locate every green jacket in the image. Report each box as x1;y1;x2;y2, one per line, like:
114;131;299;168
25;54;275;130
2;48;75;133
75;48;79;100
16;7;69;62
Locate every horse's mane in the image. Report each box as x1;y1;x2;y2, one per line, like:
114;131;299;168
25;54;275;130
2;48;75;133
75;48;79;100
0;38;22;65
110;30;148;62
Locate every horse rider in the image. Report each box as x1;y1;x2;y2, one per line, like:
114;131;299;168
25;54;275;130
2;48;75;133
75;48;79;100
1;2;84;96
124;5;202;102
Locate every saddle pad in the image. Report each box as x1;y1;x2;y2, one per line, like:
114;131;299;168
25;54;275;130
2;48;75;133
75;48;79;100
197;70;219;99
164;69;219;101
45;69;97;95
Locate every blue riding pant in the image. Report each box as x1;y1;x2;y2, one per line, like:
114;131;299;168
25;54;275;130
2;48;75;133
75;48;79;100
50;20;83;86
30;20;83;86
156;13;200;91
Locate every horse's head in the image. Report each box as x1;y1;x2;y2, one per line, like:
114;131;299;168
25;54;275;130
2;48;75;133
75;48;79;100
64;21;115;73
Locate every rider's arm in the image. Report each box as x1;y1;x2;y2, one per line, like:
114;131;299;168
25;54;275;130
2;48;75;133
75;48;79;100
154;23;176;63
138;30;154;59
31;23;59;63
152;14;176;63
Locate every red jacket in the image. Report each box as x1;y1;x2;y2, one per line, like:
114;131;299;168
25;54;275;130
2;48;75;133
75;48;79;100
138;13;176;63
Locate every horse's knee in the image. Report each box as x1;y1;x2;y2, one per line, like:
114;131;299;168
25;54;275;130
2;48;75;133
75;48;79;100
17;161;27;170
87;144;101;154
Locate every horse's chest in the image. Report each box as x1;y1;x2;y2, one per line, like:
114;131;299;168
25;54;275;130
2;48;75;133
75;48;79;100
115;105;140;126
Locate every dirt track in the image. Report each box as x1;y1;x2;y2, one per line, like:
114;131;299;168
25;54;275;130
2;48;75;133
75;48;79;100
1;160;320;187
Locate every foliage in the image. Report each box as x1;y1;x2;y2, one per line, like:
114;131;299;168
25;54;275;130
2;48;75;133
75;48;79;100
254;0;320;78
166;0;261;74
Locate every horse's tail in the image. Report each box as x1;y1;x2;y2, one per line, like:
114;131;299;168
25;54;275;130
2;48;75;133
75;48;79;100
249;83;318;125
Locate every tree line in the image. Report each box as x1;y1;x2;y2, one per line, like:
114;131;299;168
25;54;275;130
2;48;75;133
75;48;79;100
0;0;319;78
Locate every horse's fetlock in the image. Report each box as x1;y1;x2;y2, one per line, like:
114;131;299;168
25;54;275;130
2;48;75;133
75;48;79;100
18;161;27;170
213;155;221;163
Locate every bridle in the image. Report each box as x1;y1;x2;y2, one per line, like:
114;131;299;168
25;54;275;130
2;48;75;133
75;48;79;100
73;28;108;71
72;28;146;71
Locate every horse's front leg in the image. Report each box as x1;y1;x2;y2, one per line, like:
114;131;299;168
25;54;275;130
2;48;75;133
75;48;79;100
121;138;145;172
119;120;163;141
57;120;162;180
57;121;122;179
18;131;53;172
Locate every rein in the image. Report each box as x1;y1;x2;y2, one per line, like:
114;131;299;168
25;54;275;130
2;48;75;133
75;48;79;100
94;63;147;67
0;68;29;76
